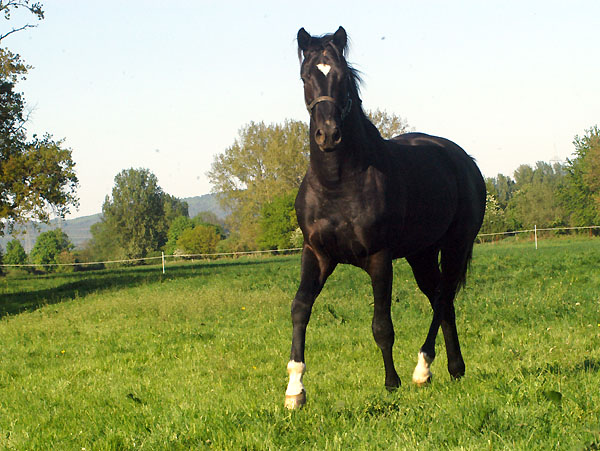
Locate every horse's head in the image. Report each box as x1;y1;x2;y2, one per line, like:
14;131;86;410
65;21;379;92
298;26;353;152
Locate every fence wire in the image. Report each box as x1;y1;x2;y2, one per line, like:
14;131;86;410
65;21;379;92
1;225;599;269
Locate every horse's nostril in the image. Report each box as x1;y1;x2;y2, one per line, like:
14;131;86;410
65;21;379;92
315;129;325;145
332;128;341;144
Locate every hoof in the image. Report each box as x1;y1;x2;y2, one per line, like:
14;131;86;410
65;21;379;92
385;384;400;392
448;362;465;380
385;374;401;392
413;374;432;387
284;390;306;410
412;351;433;386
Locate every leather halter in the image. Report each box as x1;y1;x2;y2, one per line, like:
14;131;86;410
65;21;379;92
305;94;353;120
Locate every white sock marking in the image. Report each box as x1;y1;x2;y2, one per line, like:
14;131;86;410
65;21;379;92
286;360;306;396
412;351;434;385
316;63;331;76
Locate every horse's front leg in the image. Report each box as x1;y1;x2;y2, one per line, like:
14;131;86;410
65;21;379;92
366;250;400;390
285;246;334;409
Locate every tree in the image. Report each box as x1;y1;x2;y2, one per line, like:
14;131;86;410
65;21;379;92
0;1;45;42
485;173;516;210
208;120;309;249
258;190;298;250
101;168;166;260
480;193;507;239
506;161;566;229
160;193;188;236
367;109;412;139
164;215;193;254
1;3;78;234
4;238;26;265
194;210;225;230
176;224;221;255
559;126;600;226
86;221;122;263
90;169;188;261
513;164;535;189
30;228;73;269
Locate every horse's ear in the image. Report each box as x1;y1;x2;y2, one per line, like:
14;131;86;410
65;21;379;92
332;26;347;52
298;28;312;51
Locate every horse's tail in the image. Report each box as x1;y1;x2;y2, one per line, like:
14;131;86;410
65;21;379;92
456;241;474;293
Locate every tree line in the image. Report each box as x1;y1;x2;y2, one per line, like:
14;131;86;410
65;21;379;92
2;117;598;273
1;167;227;271
209;119;600;250
482;125;600;237
2;2;599;272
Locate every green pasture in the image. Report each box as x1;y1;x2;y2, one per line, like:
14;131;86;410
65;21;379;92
1;238;599;449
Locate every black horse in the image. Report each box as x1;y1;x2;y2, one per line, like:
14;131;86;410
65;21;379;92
284;27;486;409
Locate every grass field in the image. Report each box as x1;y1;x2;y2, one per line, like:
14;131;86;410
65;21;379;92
1;238;599;449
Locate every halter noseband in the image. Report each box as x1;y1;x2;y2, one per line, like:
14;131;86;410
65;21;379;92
306;94;353;121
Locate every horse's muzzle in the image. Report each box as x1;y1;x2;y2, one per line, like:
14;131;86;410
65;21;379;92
315;123;342;151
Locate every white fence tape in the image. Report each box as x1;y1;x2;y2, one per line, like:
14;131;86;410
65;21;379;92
1;225;599;269
477;225;600;237
0;247;303;268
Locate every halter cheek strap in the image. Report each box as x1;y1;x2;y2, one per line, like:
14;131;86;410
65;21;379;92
306;95;353;120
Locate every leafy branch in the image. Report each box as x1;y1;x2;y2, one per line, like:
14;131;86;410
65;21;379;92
0;0;44;42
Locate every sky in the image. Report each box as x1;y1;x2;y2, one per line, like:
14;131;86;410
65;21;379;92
4;0;600;218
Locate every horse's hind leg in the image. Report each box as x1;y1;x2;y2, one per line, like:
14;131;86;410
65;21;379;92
408;245;469;383
406;248;441;385
437;246;471;379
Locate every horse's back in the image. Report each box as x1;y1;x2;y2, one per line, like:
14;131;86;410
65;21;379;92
387;132;486;245
390;133;485;197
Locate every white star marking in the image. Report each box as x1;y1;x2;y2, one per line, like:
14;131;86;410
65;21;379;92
316;63;331;76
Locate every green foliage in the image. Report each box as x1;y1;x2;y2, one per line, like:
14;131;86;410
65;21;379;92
485;173;516;209
258;190;298;250
165;214;226;255
194;210;225;230
29;228;73;269
99;168;187;260
290;226;304;248
160;193;188;241
164;215;193;255
485;162;568;233
506;162;567;229
366;108;412;139
4;238;26;265
191;215;225;238
175;224;221;255
560;125;600;226
208;119;309;249
0;239;599;448
480;193;507;238
483;128;600;236
0;47;78;232
86;221;122;262
215;232;248;253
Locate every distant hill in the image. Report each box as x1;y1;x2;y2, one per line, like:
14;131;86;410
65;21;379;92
184;193;228;219
0;193;227;253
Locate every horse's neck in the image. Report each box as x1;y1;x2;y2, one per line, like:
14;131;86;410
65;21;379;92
309;114;383;186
